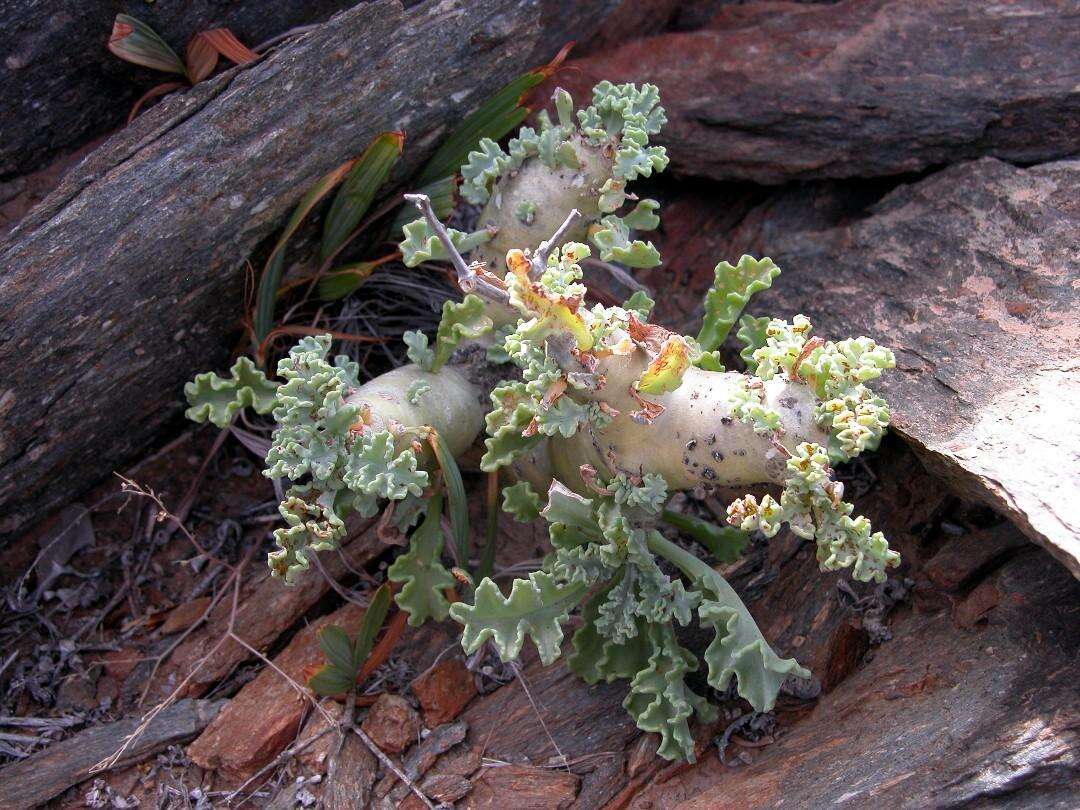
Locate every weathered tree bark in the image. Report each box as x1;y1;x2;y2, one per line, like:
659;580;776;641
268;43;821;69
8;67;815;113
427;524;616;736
0;0;618;550
0;0;365;178
0;698;224;810
564;0;1080;183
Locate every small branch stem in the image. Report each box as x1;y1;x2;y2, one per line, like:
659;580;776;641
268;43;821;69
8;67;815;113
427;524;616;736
532;209;581;276
404;193;507;302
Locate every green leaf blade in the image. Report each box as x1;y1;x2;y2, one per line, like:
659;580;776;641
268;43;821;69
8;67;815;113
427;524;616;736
321;132;404;260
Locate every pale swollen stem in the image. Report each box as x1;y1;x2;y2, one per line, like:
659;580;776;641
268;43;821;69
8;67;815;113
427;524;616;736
403;193;508;302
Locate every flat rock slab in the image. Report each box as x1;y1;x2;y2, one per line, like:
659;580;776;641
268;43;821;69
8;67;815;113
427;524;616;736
762;158;1079;574
186;601;366;781
565;0;1080;184
0;0;616;549
661;158;1080;575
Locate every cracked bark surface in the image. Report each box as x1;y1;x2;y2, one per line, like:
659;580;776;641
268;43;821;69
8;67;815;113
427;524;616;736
562;0;1080;184
0;0;617;549
0;0;368;178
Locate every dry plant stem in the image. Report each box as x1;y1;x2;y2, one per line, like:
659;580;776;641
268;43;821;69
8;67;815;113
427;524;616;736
532;209;581;277
350;722;436;809
92;546;253;774
508;658;570;774
404;193;507;301
227;725;337;805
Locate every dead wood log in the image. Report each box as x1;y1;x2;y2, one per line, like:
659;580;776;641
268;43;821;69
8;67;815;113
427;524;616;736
0;0;618;551
0;0;362;178
563;0;1080;184
0;698;224;810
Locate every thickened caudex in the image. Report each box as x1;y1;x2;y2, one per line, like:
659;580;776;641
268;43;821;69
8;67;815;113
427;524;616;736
184;82;899;762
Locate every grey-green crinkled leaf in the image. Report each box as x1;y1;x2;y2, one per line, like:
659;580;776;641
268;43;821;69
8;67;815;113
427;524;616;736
387;494;456;626
623;290;655;320
590;213;660;268
697;571;809;713
449;571;587;666
431;294;494;372
403;330;434;370
623;622;716;762
460;138;511;204
399;218;492;267
502;481;542;522
406;379;430;405
736;315;771;373
185;356;278;428
342;431;427;501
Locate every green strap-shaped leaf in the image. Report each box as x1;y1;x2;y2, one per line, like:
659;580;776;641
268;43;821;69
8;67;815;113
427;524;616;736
317;261;379;301
431;294;494;372
321;132;404;260
184;356;278;428
388;494;456;626
354;583;392;666
660;509;749;564
399;219;492;267
696;256;781;353
108;15;186;74
254;158;362;343
449;571;587;666
428;429;470;574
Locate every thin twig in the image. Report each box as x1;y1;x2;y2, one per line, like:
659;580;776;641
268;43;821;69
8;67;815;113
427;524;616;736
509;659;570;774
403;193;507;301
533;208;582;276
349;722;436;809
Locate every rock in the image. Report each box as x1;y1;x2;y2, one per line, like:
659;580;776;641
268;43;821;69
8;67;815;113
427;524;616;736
159;595;212;634
401;773;473;809
924;523;1029;591
375;721;469;805
459;651;639;808
0;0;619;550
186;602;366;780
667;158;1080;576
323;730;378;810
952;580;1003;630
462;764;580;809
0;698;223;810
361;693;421;754
410;658;478;726
564;0;1080;183
97;646;141;680
633;547;1080;808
